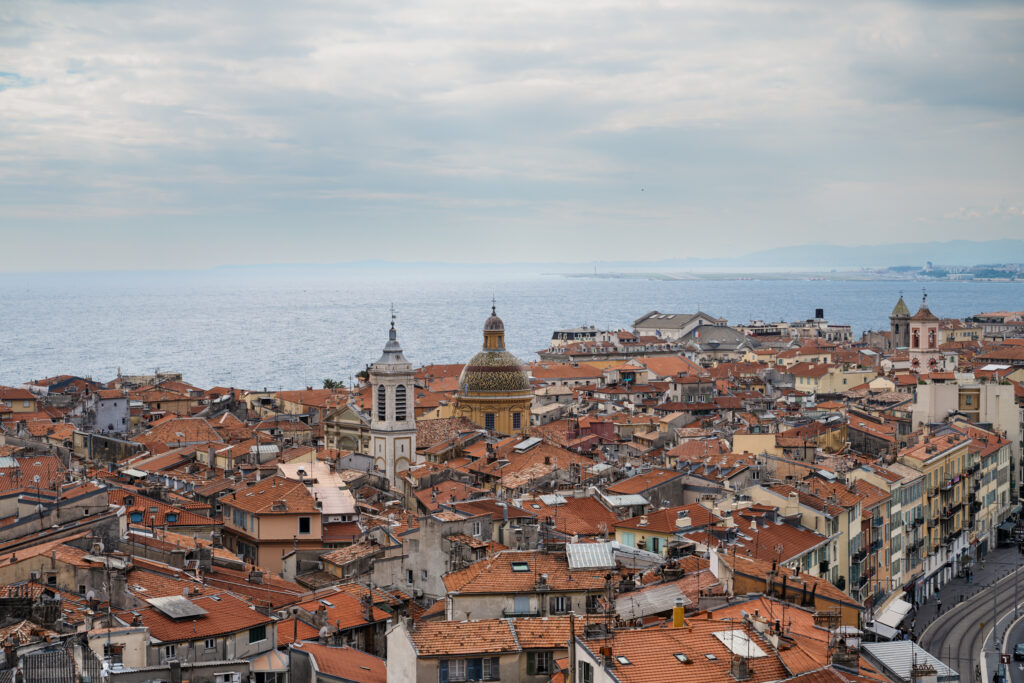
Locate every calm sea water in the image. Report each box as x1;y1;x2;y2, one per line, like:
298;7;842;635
0;273;1021;390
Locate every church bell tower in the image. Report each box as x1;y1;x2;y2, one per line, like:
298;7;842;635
368;312;417;486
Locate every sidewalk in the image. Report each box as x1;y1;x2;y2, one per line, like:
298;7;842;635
913;544;1024;639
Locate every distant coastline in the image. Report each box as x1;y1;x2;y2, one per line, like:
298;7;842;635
561;271;1024;282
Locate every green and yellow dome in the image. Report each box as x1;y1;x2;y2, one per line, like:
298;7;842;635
457;305;531;396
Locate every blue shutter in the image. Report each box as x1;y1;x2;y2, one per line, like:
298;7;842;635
467;658;483;681
439;659;449;683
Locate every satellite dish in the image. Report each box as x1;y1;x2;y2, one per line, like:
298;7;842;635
33;475;40;484
86;590;95;601
319;626;330;638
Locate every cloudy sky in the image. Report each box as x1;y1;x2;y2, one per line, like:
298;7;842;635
2;0;1022;271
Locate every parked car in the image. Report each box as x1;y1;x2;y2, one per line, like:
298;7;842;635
1014;643;1024;661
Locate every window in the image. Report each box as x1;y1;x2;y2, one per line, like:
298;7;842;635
472;521;482;537
377;385;387;421
407;570;414;584
166;513;178;523
512;412;521;430
248;625;267;643
130;512;143;524
422;569;428;580
441;659;467;682
549;596;570;614
527;651;554;675
511;562;530;572
615;655;631;665
104;643;123;664
205;638;216;650
484;413;495;431
396;385;407;422
164;644;176;660
482;657;500;680
298;517;311;534
620;531;635;547
578;661;593;683
674;652;691;663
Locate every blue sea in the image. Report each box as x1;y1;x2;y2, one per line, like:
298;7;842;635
0;271;1021;390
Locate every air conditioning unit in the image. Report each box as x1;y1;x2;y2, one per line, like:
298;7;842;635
30;571;40;581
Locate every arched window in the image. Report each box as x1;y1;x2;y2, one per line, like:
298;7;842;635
395;385;407;422
912;330;920;349
377;385;387;421
928;329;936;348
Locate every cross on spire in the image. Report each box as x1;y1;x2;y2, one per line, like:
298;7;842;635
922;287;927;305
491;294;496;316
390;303;396;329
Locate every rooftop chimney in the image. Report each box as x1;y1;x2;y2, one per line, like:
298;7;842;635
731;655;751;681
673;597;687;628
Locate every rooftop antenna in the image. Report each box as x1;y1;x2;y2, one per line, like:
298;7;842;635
390;303;396;329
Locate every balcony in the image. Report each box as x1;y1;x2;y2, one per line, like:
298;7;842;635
928;487;939;498
870;540;882;553
941;508;955;521
929;515;939;527
819;559;830;573
872;516;884;528
852;549;866;563
968;463;980;475
502;608;540;618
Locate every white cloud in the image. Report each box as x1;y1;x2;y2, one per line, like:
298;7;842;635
1;0;1022;269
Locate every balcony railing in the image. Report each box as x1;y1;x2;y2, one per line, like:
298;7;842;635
852;549;866;563
870;540;882;553
502;609;540;618
872;516;883;528
928;487;939;497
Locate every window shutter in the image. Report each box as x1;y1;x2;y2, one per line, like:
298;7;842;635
467;657;483;680
439;659;449;683
527;651;536;675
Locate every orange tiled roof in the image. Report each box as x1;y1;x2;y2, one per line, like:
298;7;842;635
443;550;607;595
607;468;683;495
291;643;386;683
218;475;319;514
409;619;519;656
579;619;789;683
120;592;273;643
615;504;721;535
